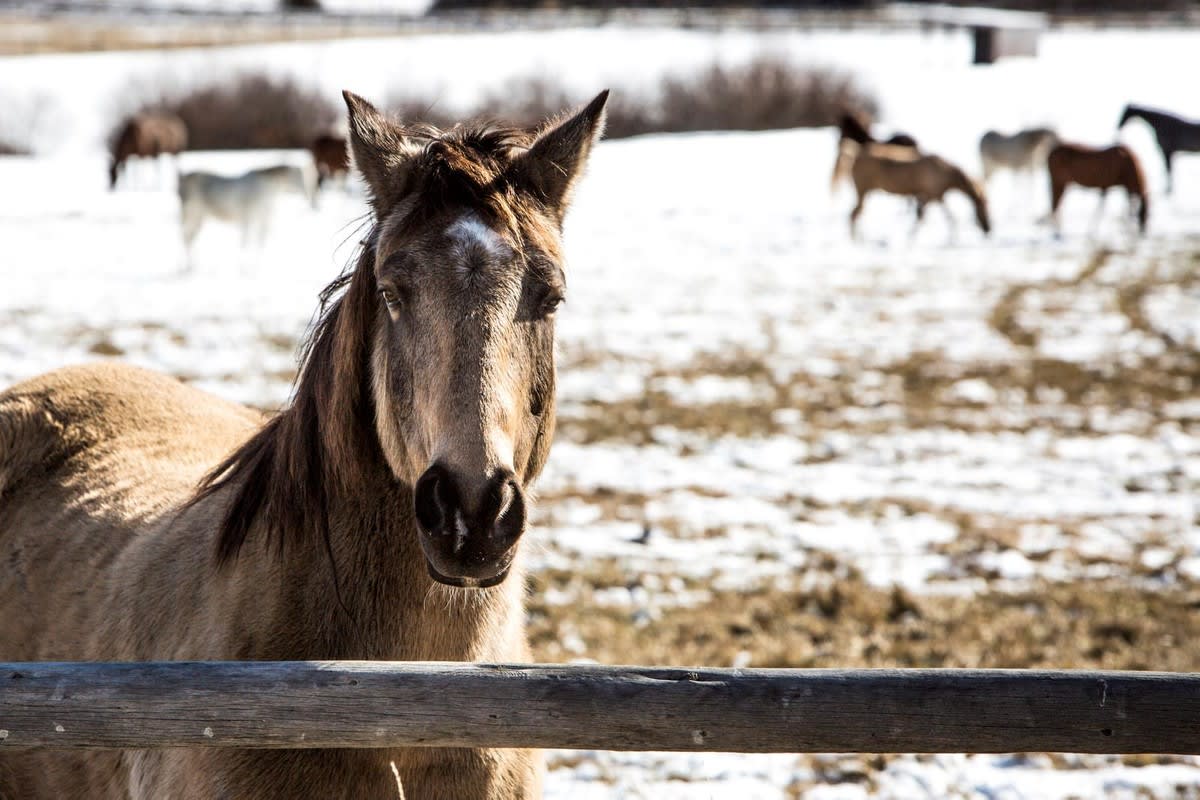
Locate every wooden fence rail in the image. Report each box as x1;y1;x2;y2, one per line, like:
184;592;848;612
1;662;1199;753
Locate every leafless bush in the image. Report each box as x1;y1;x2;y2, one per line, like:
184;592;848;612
384;57;875;139
117;73;338;151
654;58;876;133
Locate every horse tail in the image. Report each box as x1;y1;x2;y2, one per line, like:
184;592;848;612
831;138;860;194
1120;145;1149;232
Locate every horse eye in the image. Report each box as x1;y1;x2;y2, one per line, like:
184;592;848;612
379;287;404;311
539;291;565;317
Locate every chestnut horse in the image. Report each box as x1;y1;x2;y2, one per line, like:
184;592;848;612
310;132;350;188
833;139;989;239
1118;104;1200;194
109;111;188;190
0;88;608;799
1047;142;1148;235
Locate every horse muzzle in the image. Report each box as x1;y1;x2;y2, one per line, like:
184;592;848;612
413;463;526;589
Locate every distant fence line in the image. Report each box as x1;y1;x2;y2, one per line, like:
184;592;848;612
2;662;1199;753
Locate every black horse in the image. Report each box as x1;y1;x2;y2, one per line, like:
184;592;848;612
1118;104;1200;194
837;111;918;149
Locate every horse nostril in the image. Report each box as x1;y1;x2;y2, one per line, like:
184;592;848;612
414;465;457;534
492;478;526;547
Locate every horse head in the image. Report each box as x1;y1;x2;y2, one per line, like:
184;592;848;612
345;90;608;588
1118;104;1137;130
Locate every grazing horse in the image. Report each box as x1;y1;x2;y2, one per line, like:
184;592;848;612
1046;142;1148;235
109;111;188;190
310;133;350;188
833;139;990;239
1118;104;1200;194
832;111;918;192
979;127;1058;183
179;163;319;261
0;88;609;799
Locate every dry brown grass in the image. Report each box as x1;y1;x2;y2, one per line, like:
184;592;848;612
528;561;1200;673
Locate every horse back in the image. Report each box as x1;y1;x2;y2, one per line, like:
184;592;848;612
0;363;261;660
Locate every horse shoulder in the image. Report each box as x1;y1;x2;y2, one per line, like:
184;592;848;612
1;363;261;505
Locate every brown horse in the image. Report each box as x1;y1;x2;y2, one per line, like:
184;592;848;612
833;139;990;239
310;132;350;188
831;111;918;193
108;111;188;190
0;88;608;799
1047;142;1148;235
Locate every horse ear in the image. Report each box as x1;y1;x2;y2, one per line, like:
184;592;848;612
342;90;417;212
515;90;609;220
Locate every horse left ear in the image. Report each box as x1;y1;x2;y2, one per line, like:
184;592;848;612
515;90;609;221
342;90;418;213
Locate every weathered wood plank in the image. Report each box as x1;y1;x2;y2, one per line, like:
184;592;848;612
1;662;1198;753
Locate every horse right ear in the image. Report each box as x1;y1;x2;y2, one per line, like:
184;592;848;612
342;90;417;212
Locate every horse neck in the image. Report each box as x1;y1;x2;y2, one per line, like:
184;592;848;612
948;166;981;206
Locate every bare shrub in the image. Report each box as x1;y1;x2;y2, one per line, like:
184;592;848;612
654;58;877;134
117;73;338;151
384;57;875;140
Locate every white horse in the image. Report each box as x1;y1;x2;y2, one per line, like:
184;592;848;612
979;127;1059;183
179;164;318;264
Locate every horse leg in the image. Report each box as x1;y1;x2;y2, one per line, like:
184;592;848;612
180;210;202;271
1046;176;1066;236
397;747;542;800
940;201;958;242
849;190;869;241
1163;149;1175;195
908;200;927;241
1089;189;1108;235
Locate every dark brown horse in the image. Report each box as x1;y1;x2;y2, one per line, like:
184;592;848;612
1118;104;1200;194
837;111;918;148
1047;142;1148;235
0;88;609;798
109;112;188;190
309;132;350;188
832;111;918;192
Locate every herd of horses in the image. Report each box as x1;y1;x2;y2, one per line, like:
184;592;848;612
110;102;1200;251
110;112;351;260
1;89;1197;797
832;103;1198;238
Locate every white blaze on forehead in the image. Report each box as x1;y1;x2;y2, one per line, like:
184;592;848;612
447;212;509;258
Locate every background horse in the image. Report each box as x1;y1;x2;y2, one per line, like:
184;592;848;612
834;139;989;240
309;132;350;189
179;163;319;261
979;127;1059;183
1118;104;1200;194
0;88;608;799
831;111;918;192
109;111;188;190
1046;142;1148;235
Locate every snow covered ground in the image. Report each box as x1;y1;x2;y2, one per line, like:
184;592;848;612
1;22;1199;799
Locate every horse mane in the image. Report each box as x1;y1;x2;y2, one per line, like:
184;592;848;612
189;256;380;564
188;120;532;564
837;111;873;145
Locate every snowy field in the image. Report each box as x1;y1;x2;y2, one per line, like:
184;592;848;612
2;22;1200;799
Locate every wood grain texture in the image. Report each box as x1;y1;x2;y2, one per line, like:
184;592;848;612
1;662;1198;753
